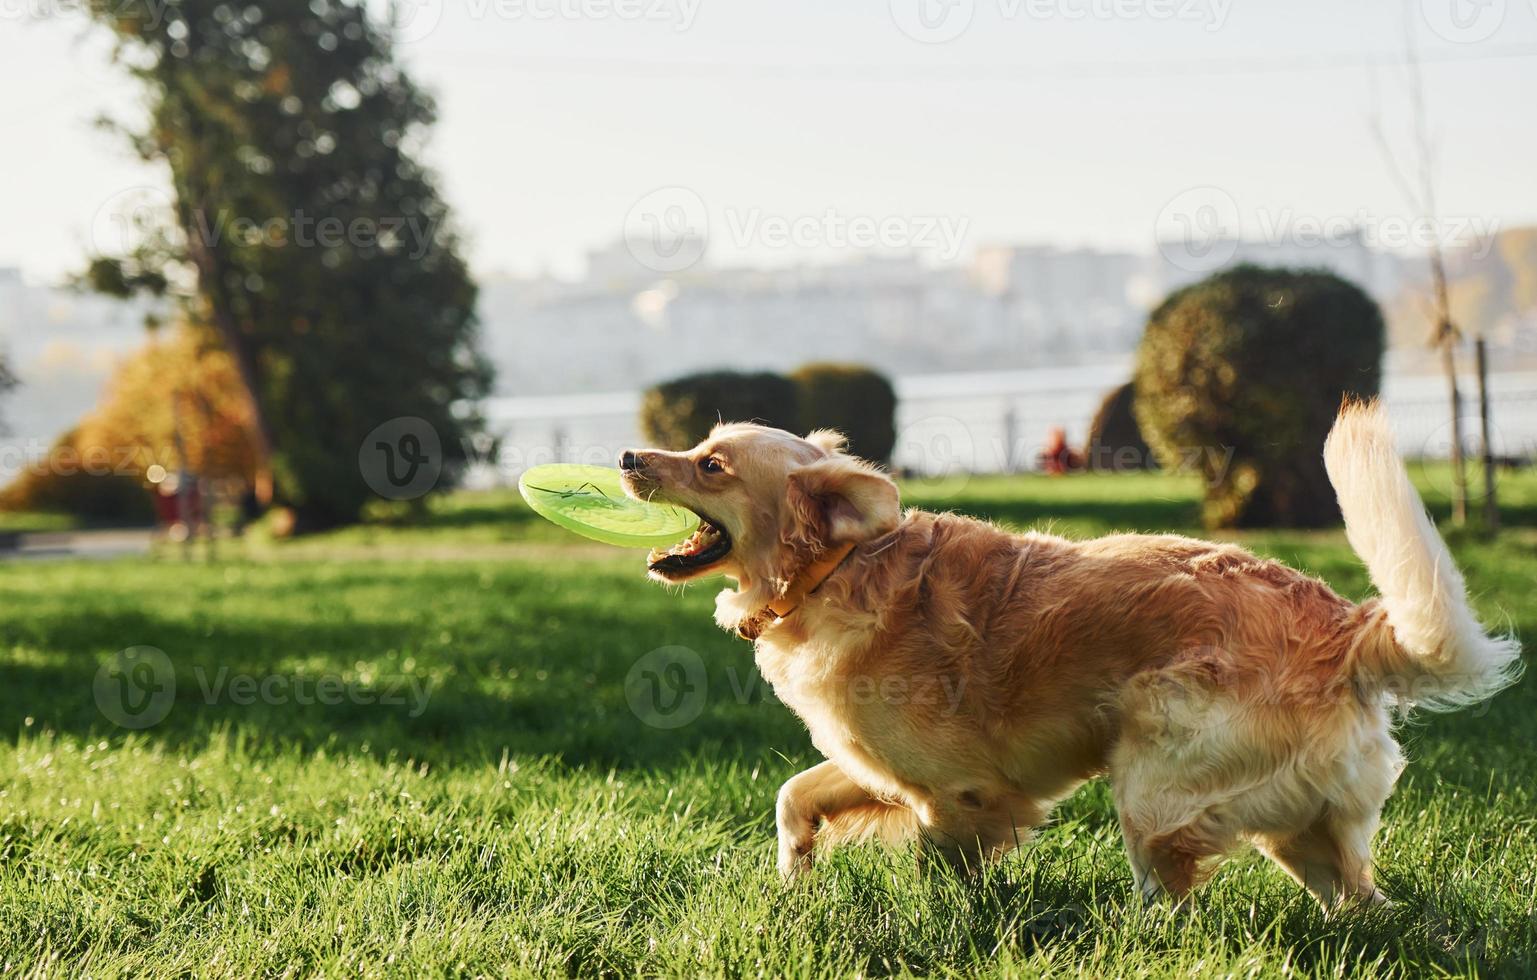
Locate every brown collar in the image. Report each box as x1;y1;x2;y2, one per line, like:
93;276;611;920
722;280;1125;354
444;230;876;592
737;541;857;641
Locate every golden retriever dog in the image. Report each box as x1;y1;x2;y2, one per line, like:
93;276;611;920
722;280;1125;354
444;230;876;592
618;402;1521;907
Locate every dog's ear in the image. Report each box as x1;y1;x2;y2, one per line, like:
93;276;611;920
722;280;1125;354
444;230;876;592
783;455;900;552
805;428;848;456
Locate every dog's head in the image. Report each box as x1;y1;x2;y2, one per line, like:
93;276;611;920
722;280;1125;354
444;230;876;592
619;424;901;618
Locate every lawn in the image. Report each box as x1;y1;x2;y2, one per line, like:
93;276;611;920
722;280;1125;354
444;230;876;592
2;467;1534;977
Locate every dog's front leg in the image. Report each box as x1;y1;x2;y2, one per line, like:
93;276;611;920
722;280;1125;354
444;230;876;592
775;760;889;878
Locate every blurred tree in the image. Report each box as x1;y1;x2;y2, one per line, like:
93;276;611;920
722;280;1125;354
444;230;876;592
1084;381;1155;472
640;371;799;450
81;0;490;530
75;323;259;486
791;363;897;465
1133;265;1384;529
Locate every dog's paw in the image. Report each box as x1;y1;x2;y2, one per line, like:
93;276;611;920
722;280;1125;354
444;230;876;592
777;839;814;880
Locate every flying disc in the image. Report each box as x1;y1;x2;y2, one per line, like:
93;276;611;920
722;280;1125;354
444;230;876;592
518;463;699;548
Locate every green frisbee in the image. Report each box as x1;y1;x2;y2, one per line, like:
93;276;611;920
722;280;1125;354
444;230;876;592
518;463;699;548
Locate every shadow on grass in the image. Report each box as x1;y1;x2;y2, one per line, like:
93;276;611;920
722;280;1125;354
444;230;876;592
0;575;807;771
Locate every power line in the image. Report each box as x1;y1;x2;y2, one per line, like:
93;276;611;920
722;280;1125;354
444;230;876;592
413;42;1537;82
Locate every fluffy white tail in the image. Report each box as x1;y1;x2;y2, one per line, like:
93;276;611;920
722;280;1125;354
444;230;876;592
1324;400;1523;711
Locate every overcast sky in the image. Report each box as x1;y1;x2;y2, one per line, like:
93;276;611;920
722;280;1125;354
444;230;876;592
1;0;1534;283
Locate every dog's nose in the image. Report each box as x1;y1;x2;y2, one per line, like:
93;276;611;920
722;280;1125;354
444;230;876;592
619;450;643;472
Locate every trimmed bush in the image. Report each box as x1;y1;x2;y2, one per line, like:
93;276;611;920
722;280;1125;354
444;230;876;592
640;371;800;450
791;363;898;464
1133;264;1384;528
1085;381;1156;472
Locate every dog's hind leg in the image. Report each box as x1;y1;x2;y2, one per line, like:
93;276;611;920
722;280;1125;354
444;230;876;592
818;799;921;851
1255;813;1388;909
1120;816;1235;905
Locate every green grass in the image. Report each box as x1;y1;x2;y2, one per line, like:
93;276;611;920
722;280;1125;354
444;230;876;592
2;467;1535;977
0;511;81;534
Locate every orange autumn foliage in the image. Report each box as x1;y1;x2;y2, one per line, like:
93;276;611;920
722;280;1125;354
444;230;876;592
75;324;258;486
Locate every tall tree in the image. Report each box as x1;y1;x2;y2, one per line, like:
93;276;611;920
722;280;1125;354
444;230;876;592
82;0;490;530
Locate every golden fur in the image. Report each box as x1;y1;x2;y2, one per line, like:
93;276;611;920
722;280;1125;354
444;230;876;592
619;404;1521;906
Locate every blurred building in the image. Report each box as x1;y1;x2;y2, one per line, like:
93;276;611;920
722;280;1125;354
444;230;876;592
0;267;159;476
481;233;1414;397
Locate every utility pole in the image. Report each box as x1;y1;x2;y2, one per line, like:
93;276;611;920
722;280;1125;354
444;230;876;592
1475;337;1498;531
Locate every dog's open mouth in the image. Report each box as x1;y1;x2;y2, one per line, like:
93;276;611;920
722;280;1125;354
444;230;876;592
647;517;732;577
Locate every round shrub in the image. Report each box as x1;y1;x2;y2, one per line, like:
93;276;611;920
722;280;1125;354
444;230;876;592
639;371;800;450
791;363;898;464
1133;264;1384;528
1085;381;1155;472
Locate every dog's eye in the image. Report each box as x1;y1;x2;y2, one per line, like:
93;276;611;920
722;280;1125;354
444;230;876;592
699;456;724;474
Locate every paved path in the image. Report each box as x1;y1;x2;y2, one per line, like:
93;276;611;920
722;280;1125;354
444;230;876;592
0;529;155;561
